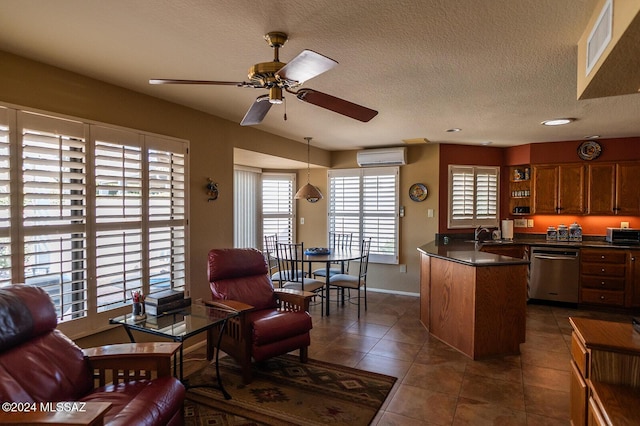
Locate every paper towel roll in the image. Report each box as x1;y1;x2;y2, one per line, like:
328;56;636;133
501;219;514;240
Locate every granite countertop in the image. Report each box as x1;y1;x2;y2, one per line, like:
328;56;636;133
418;235;639;267
417;241;530;267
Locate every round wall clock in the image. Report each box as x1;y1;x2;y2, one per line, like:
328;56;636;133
577;140;602;161
409;183;428;202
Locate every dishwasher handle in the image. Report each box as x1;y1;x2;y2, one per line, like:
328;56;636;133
533;254;579;261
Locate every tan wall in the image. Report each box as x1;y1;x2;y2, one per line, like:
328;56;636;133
297;144;440;294
1;51;434;347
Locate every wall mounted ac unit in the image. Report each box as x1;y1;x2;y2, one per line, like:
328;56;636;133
357;147;407;167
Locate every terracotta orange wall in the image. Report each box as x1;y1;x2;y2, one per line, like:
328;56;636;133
440;138;640;235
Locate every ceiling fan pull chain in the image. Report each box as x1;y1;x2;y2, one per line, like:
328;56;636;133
284;97;287;121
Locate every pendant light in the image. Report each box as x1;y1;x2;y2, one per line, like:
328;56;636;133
294;137;323;203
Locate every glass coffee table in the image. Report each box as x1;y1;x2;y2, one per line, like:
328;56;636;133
109;303;239;399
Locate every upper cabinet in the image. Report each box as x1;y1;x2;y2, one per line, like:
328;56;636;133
532;164;586;215
588;162;640;215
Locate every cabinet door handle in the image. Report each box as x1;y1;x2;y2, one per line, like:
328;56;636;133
600;295;605;300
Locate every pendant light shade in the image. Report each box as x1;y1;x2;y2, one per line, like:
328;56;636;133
295;137;323;203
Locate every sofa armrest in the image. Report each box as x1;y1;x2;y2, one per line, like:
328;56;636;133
274;288;315;311
0;401;111;425
83;342;181;387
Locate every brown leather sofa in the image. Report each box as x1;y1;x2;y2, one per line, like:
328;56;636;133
0;285;185;426
206;248;314;383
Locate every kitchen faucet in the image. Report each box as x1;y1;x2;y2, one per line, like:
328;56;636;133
474;226;491;241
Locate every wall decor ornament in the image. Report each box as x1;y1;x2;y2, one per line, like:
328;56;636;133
577;140;602;161
207;178;219;201
409;183;428;202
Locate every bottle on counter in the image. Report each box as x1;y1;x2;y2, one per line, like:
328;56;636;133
546;226;557;242
557;224;569;242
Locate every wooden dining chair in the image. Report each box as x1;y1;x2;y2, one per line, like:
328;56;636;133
312;231;353;278
328;237;371;318
276;242;325;309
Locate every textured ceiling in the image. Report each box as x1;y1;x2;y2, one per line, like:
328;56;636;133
1;0;639;153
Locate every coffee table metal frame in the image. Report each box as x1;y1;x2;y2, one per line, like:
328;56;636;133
109;303;239;399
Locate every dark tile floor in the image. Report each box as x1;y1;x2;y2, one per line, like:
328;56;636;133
304;291;632;425
184;291;634;425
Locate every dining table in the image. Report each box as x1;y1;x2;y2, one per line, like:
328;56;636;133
299;247;362;316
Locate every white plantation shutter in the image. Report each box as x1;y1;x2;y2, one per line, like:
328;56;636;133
0;104;189;333
0;107;11;287
328;167;399;264
262;173;295;244
448;165;499;228
147;136;187;294
93;126;143;312
20;111;88;321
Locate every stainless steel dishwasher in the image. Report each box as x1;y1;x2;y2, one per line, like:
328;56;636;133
529;246;580;303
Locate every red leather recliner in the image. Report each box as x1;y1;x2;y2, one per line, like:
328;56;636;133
0;285;185;426
206;248;314;383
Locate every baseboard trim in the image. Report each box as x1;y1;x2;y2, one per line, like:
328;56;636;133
366;287;419;297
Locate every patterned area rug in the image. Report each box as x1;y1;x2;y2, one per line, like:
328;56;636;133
184;354;397;426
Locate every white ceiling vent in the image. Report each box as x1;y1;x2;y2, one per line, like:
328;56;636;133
586;0;613;76
357;147;406;167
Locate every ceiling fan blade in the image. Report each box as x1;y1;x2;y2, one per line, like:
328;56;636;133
294;89;378;122
149;79;249;86
240;96;273;126
276;50;338;85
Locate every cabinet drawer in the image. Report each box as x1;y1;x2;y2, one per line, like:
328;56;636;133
581;250;626;264
580;275;625;290
581;263;626;277
580;288;625;306
571;333;588;377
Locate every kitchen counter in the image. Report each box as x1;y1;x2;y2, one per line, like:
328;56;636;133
417;240;529;266
418;240;528;359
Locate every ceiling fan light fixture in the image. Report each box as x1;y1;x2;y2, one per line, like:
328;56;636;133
268;87;284;104
295;137;323;203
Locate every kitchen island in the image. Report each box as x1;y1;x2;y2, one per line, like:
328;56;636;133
418;241;530;359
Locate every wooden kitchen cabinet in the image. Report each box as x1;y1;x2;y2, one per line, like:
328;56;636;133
580;248;626;307
508;165;531;216
569;317;640;426
532;164;585;215
587;161;640;215
628;250;640;308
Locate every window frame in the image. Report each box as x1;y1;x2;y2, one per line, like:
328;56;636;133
327;167;399;265
0;104;189;338
447;164;500;229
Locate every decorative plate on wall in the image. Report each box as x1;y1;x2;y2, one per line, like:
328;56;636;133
577;140;602;161
409;183;428;202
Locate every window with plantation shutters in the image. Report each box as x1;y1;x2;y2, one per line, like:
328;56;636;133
0;104;189;335
262;173;295;244
0;108;11;288
20;111;89;321
146;137;187;295
448;165;499;228
328;167;399;264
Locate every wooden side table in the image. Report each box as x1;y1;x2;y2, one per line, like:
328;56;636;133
569;317;640;425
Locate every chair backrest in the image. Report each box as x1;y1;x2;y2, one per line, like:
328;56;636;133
330;232;352;250
275;242;306;283
357;237;372;279
208;248;277;310
263;234;278;273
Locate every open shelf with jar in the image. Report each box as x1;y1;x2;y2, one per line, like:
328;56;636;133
509;165;530;216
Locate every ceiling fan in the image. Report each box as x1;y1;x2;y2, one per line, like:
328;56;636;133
149;32;378;126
